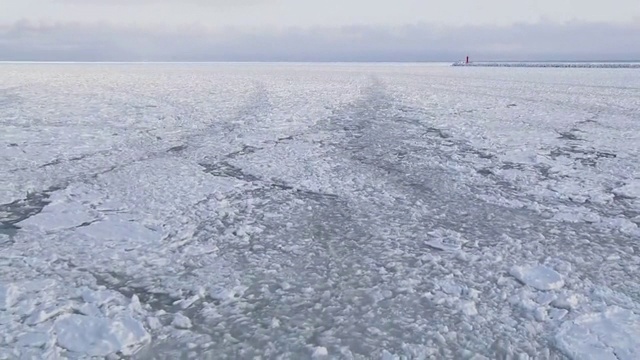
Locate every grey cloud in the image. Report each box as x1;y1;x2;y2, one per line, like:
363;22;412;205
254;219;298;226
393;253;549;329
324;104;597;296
53;0;266;5
1;21;639;62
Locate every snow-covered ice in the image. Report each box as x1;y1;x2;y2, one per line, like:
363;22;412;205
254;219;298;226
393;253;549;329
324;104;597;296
555;306;640;360
54;314;150;357
0;283;19;311
1;62;640;358
171;313;193;329
510;265;565;291
312;346;329;358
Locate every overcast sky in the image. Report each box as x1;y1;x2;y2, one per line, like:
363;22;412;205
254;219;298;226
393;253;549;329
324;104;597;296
1;0;639;61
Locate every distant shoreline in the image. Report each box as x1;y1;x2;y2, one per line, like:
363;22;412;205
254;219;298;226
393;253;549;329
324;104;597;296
451;61;640;68
1;60;639;68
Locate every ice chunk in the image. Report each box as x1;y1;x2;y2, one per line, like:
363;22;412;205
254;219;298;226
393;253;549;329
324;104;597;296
552;294;580;310
549;308;569;321
54;314;150;357
208;285;247;303
425;228;467;252
535;292;557;306
82;288;118;306
0;283;19;310
17;200;95;231
509;265;564;291
460;301;478;316
613;183;640;199
602;218;639;236
17;332;50;348
22;279;56;293
174;295;200;310
129;294;144;314
271;317;281;328
534;307;547;322
553;208;600;224
80;304;104;319
78;218;161;244
171;313;192;329
26;304;73;325
439;280;464;296
312;346;329;358
555;307;640;360
147;316;162;330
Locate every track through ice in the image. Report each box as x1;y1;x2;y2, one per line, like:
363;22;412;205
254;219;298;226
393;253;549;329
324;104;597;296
1;63;639;359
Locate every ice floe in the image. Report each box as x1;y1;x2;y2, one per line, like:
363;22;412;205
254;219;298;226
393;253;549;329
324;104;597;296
555;307;640;360
509;265;565;291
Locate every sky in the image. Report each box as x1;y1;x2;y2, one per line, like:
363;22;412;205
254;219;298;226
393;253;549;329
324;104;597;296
1;0;639;61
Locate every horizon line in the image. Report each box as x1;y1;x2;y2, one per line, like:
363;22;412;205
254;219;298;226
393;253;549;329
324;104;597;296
2;59;640;64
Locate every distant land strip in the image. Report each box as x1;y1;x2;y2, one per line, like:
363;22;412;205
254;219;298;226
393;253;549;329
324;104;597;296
452;62;640;68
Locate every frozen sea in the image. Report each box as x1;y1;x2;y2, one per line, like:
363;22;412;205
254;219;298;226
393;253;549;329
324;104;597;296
1;62;639;359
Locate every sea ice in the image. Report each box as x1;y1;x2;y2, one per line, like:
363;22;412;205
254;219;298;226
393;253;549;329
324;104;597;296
17;203;95;232
54;314;150;357
509;265;565;291
460;301;478;316
2;62;640;359
613;183;640;199
78;217;161;244
312;346;329;357
17;332;51;348
171;313;193;329
555;307;640;360
0;283;19;311
425;228;467;252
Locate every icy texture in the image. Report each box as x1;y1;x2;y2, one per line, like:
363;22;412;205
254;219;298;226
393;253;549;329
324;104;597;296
510;265;565;291
312;346;329;357
54;314;150;356
0;283;19;310
1;63;640;358
555;307;640;360
171;313;193;329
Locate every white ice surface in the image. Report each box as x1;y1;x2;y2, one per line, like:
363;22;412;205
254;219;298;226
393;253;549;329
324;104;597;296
54;314;150;357
555;306;640;360
425;228;468;252
17;202;96;232
171;313;193;329
613;183;640;199
0;283;19;311
312;346;329;357
1;63;639;359
510;265;565;291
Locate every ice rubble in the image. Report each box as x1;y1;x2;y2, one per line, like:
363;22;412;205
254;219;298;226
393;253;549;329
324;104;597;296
1;63;639;358
0;280;151;358
54;314;150;357
555;307;640;360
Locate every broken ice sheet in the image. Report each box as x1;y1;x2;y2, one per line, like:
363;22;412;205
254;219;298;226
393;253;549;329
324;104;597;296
54;314;150;357
509;265;564;291
425;228;468;251
555;306;640;360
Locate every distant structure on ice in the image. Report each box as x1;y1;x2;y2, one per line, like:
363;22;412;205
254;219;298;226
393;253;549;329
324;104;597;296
451;57;640;68
451;56;470;66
